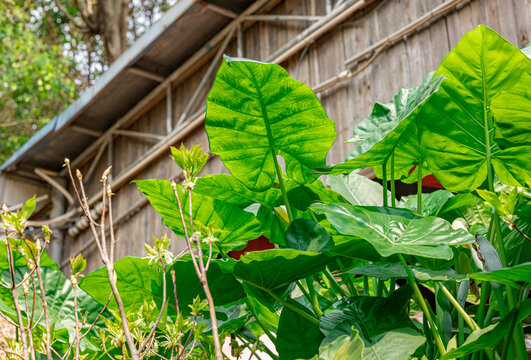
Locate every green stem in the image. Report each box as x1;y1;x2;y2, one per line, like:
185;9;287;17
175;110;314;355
389;278;396;293
458;313;464;354
372;277;380;296
501;288;525;360
439;284;479;331
363;276;369;296
323;268;347;298
476;282;491;328
382;162;388;207
245;280;319;325
417;163;423;214
390;153;396;207
398;254;446;356
336;259;357;296
295;280;312;303
305;277;323;317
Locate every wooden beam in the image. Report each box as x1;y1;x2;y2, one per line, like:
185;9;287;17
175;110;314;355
127;67;165;82
69;125;103;137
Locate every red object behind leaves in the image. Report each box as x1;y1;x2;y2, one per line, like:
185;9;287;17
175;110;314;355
229;235;275;260
409;166;444;189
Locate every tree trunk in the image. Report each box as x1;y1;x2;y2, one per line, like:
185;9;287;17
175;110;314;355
97;0;129;62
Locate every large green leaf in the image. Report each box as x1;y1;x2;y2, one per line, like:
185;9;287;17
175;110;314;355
169;257;246;311
399;190;454;217
327;173;391;206
441;299;531;359
80;257;164;312
362;329;426;360
317;329;425;360
80;257;244;314
348;263;466;282
468;262;531;288
285;218;334;253
193;174;282;209
135;179;262;251
205;56;336;191
312;203;473;259
277;300;324;359
324;72;443;175
318;332;364;360
319;286;415;344
419;25;531;192
233;249;332;291
284;180;347;212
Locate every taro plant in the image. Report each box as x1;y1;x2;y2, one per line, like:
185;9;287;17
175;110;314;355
0;24;530;360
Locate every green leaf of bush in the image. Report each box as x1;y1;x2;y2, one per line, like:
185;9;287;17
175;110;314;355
285;218;334;253
327;173;391;206
419;25;531;191
233;249;331;291
135;179;262;251
319;286;414;343
277;300;324;359
312;203;473;259
348;263;466;282
468;262;531;288
441;300;531;359
194;174;282;208
324;72;442;175
205;56;336;191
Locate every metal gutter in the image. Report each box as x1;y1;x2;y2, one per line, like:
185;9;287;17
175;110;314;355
0;0;197;172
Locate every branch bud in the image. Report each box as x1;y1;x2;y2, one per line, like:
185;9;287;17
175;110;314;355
63;158;70;167
1;204;8;215
76;169;83;180
101;166;112;181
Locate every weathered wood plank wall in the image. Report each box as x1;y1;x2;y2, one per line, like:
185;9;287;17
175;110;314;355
63;0;530;271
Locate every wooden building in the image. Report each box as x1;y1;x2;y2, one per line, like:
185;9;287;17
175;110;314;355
1;0;529;272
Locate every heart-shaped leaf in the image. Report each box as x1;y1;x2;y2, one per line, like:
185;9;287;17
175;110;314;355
233;249;332;291
194;174;282;209
312;203;473;259
348;263;466;282
320;286;414;344
80;257;245;314
419;25;531;191
327;173;391;206
285;218;334;253
324;72;442;175
205;56;336;190
135;179;262;251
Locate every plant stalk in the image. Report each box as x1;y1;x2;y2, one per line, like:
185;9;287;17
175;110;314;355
336;259;357;296
476;281;491;328
382;162;388;207
439;284;479;331
323;268;347;298
501;288;525;360
390;153;396;207
417;163;423;214
305;277;323;317
398;254;446;356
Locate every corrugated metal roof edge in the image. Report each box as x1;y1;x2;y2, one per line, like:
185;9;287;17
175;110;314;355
0;0;197;172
